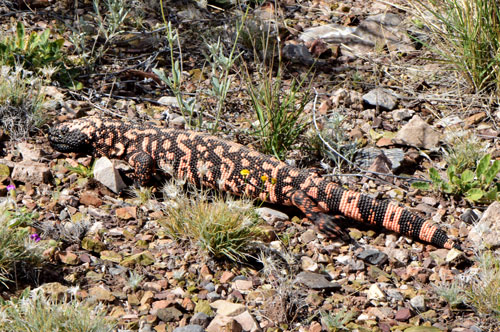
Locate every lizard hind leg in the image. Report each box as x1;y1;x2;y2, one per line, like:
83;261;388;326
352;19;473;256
290;190;349;241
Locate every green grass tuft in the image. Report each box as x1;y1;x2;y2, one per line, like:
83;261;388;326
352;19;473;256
159;181;262;262
0;288;116;332
413;0;500;93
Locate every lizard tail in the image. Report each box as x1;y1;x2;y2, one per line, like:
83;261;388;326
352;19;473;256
322;183;460;249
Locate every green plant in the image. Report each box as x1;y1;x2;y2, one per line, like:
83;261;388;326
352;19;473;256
126;270;144;291
204;31;244;132
0;67;46;140
159;181;262;262
246;67;311;160
0;288;116;331
0;22;64;74
153;21;199;128
413;153;500;203
320;309;358;332
0;201;45;287
439;251;500;319
309;112;359;170
412;0;500;92
435;281;466;309
443;132;488;174
65;161;95;179
68;0;129;72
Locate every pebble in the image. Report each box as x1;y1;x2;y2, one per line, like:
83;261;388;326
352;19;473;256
410;295;426;311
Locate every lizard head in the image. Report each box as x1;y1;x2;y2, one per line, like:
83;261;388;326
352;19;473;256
49;118;97;153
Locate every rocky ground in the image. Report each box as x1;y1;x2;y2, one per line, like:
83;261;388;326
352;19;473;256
1;0;500;331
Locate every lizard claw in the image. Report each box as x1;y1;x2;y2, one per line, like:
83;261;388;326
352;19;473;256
309;213;350;241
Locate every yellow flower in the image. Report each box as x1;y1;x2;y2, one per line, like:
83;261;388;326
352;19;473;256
240;169;250;177
261;175;268;182
271;178;277;184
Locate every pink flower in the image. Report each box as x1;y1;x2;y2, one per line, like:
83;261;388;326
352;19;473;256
30;234;41;242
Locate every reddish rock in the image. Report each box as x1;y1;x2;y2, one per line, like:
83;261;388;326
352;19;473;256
79;191;103;207
395;307;411;321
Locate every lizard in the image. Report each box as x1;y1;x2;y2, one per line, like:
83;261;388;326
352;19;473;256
48;116;460;250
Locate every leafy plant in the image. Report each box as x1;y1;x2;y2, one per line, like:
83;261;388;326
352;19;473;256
412;0;500;92
159;180;262;262
246;66;311;160
320;309;358;332
0;22;64;74
413;154;500;203
0;67;46;141
0;288;116;331
153;21;199;128
0;201;45;287
65;161;96;179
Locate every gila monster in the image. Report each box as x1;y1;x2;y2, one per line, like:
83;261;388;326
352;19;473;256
48;117;460;250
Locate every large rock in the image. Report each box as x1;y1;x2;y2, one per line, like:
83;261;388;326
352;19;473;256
93;157;127;193
12;161;51;184
392;115;440;149
468;201;500;249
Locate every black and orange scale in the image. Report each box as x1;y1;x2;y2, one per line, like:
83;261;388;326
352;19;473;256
48;117;460;250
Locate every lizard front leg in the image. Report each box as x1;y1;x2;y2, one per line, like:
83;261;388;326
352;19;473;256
127;151;155;186
289;190;348;240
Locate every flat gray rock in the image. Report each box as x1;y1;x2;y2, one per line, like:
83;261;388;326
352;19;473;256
294;271;341;291
363;88;398;111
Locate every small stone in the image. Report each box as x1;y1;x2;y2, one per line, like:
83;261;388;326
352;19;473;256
93;157;127;193
100;250;122;263
301;256;319;272
300;229;317;243
309;321;322;332
190;312;210;328
17;142;43;161
392;109;415;122
410;295;426;311
89;286;115;302
256;207;289;223
79;191;103;207
367;284;386;301
143;281;162;292
116;206;137;220
233;279;253;291
220;271;235;283
446;248;463;262
81;237;106;253
157;307;183;322
158;96;180;107
173;325;205;332
59;251;79;265
465;112;486;126
206;315;242;332
233;311;260;332
206;291;221;302
356;249;388;266
362;88;398;111
394;307;411;321
120;251;155;267
209;300;245;316
294;272;341;291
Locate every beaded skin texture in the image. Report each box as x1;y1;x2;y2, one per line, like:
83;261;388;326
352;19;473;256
49;117;460;250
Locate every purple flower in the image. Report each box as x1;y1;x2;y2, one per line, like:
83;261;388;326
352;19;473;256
6;184;15;191
30;234;41;242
